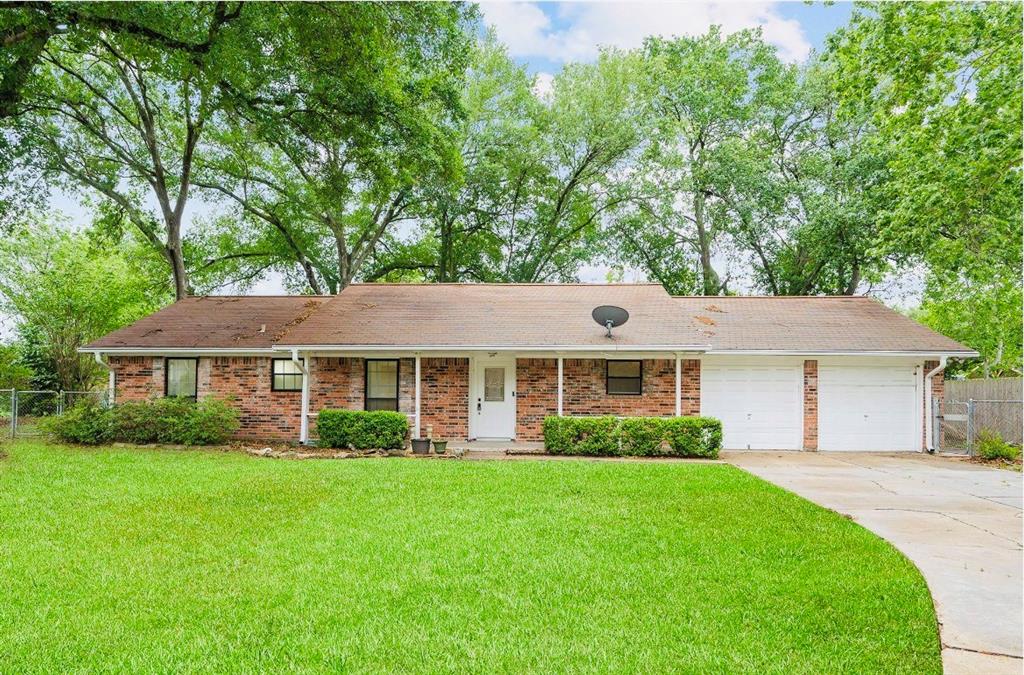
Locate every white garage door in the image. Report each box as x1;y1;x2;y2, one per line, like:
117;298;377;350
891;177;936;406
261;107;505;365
701;363;802;450
819;365;919;451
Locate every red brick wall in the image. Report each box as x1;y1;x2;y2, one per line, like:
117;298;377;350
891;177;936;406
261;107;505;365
420;358;469;440
308;357;415;413
109;354;706;444
682;359;700;415
108;356;301;440
109;356;161;401
515;358;698;441
516;359;558;441
208;357;301;439
923;360;945;449
309;357;363;411
803;360;818;451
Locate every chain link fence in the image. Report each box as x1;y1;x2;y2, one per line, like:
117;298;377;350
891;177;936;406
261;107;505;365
935;378;1023;455
3;389;108;438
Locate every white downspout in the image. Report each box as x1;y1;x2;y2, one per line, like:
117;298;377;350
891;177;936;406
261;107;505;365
292;348;310;445
94;352;114;406
924;356;947;452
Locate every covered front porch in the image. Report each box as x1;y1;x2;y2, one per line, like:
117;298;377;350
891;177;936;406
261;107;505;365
275;348;705;445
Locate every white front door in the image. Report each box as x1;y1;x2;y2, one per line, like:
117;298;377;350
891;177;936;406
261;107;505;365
701;361;803;450
472;356;516;439
818;364;920;451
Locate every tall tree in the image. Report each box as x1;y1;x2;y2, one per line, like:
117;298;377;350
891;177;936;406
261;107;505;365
9;3;239;299
826;1;1022;368
194;2;475;294
716;61;889;295
616;28;789;295
410;37;643;283
0;216;171;390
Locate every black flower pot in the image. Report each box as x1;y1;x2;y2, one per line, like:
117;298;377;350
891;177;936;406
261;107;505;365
411;438;430;454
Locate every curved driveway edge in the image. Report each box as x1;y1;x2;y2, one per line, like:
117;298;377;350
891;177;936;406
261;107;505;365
724;451;1022;675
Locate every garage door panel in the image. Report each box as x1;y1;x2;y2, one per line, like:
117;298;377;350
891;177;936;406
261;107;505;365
702;364;802;450
819;365;919;452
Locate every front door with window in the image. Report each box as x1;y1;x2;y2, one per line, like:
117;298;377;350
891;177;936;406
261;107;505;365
473;356;516;439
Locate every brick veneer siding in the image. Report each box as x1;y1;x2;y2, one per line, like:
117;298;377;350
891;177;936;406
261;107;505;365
803;360;818;451
109;354;706;443
923;360;945;450
208;357;301;439
515;358;700;442
109;356;161;401
420;358;469;440
516;359;558;441
308;357;416;436
682;359;700;415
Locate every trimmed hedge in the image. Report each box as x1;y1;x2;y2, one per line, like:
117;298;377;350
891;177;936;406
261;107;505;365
317;410;409;450
42;397;240;446
543;415;722;458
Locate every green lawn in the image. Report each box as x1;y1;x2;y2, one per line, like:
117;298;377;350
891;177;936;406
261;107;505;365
0;442;940;673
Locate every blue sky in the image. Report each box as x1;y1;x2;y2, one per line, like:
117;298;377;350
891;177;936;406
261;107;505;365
480;1;853;83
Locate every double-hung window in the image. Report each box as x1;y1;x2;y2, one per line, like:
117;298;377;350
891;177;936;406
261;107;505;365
606;360;642;395
365;359;399;411
271;359;303;392
165;358;198;398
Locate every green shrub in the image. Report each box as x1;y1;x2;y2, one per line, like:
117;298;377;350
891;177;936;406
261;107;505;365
177;397;240;445
543;416;620;455
975;430;1021;462
47;396;240;446
40;399;114;445
317;410;409;450
661;417;722;458
543;415;722;459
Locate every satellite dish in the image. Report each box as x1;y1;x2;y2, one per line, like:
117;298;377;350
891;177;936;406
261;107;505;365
592;305;629;338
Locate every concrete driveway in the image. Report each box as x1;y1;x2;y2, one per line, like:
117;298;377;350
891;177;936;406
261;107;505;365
725;451;1022;675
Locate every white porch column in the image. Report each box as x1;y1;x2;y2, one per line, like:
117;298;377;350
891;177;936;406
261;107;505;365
414;355;421;438
296;351;310;444
675;354;682;417
557;357;564;416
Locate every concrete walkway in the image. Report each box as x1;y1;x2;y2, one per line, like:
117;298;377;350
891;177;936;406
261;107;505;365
726;451;1022;675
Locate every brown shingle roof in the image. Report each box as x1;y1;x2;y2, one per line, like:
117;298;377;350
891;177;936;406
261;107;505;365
84;296;327;350
278;284;708;348
82;287;976;355
675;296;975;353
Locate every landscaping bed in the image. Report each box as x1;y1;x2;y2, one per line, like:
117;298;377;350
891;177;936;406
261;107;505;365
0;440;941;673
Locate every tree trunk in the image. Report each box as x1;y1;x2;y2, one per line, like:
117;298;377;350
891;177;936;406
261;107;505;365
694;190;721;295
165;215;191;300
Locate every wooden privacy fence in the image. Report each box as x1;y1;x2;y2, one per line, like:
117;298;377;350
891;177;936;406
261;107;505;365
940;378;1023;451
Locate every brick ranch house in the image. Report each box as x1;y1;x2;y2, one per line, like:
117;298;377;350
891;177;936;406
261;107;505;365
81;284;976;451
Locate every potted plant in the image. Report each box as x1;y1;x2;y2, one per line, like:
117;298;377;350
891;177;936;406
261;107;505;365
432;439;448;454
411;438;430;454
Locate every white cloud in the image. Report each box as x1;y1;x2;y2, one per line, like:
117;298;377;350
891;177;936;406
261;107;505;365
532;71;555;98
479;1;812;64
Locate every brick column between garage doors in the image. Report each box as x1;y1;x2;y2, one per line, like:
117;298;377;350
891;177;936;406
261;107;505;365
803;360;818;451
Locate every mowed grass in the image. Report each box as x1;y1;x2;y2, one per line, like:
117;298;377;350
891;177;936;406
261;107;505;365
0;442;940;673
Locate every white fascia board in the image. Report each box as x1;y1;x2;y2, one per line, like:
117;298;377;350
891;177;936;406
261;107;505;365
78;347;278;356
704;349;980;357
270;344;711;353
